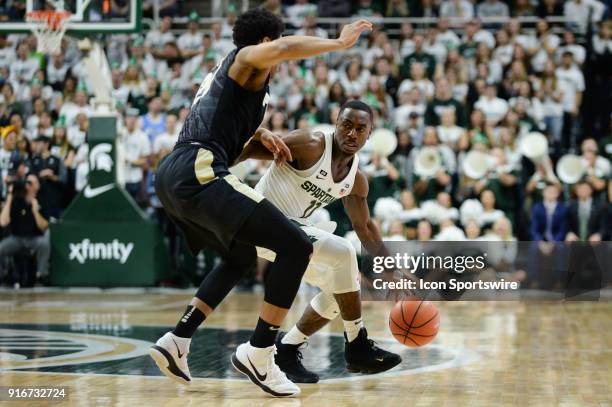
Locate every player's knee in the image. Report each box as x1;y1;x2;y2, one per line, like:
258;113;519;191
283;228;313;263
326;235;356;268
310;291;340;320
325;236;360;294
225;245;257;272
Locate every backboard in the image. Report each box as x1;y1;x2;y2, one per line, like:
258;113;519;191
0;0;142;34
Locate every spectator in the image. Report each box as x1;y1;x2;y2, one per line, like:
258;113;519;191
60;90;93;128
474;83;509;125
394;89;426;130
295;14;328;38
525;160;561;204
1;126;26;201
318;0;352;17
67;113;89;149
29;135;66;219
9;113;30;143
563;0;606;35
210;21;234;58
0;174;50;280
9;42;39;85
580;138;611;200
386;0;409;17
425;78;467;127
0;35;12;69
178;12;203;59
145;16;175;57
436;17;461;49
141;97;167;143
286;0;318;27
153;113;179;156
35;112;54;140
25;98;45;135
566;181;609;241
437;109;466;151
46;53;70;91
477;0;510;18
363;153;403;210
513;0;535;16
439;0;474;20
119;109;151;201
416;219;433;241
262;0;283;16
530;183;568;241
477;188;506;229
537;0;563;18
412;127;454;202
398;62;435;103
401;34;437;80
557;30;586;66
353;0;384;17
556;51;585;150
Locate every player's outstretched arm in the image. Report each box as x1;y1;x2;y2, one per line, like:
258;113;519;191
237;19;372;69
342;170;387;256
235;128;324;166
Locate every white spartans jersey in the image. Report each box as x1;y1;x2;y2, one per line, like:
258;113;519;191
255;131;360;222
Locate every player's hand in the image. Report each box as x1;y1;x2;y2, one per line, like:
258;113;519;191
337;19;372;49
260;131;292;166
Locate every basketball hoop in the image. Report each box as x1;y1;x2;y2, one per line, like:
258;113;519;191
26;10;72;55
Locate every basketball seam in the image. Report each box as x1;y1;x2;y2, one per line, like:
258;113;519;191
403;335;420;347
389;317;406;332
411;312;439;330
405;300;424;337
403;331;438;338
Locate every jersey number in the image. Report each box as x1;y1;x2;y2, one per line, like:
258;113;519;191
301;200;322;218
192;72;213;106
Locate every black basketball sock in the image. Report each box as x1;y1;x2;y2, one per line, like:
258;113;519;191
250;317;280;348
172;305;206;338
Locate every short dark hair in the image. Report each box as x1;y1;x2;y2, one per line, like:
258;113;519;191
232;8;284;48
338;100;374;123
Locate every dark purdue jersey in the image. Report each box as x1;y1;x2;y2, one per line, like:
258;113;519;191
178;48;269;166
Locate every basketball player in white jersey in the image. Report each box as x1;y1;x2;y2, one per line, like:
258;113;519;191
237;100;401;383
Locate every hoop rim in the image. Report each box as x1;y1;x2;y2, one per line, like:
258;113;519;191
26;10;72;29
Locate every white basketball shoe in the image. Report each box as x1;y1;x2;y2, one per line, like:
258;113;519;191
231;342;301;397
149;331;192;385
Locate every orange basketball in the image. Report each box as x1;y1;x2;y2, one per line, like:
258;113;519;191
389;300;440;347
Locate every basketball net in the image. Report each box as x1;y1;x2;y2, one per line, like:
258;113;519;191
26;10;72;55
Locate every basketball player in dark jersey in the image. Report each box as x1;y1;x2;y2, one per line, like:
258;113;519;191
148;8;371;397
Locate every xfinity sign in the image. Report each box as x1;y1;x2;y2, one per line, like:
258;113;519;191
69;239;134;264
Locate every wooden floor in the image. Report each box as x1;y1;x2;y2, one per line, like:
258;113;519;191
0;288;610;406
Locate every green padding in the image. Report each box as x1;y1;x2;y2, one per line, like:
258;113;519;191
50;221;171;287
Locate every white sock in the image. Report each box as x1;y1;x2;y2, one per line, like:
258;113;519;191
281;326;309;345
343;318;363;342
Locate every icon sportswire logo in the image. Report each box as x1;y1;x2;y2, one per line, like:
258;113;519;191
69;239;134;264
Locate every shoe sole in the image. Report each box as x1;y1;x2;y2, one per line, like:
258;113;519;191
149;345;191;386
346;358;402;374
230;352;300;397
285;372;319;384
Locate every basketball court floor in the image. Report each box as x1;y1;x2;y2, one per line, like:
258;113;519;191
0;288;610;406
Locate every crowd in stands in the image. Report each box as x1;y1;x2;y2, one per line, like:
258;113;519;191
0;0;611;287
